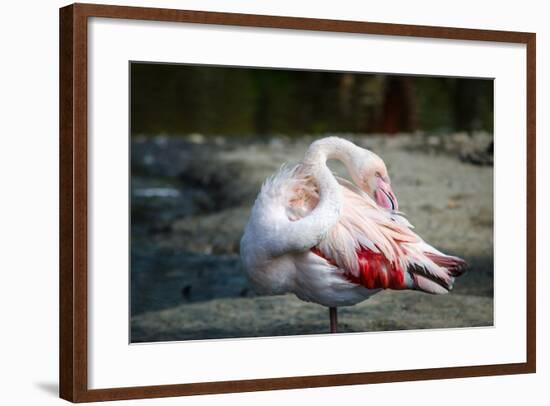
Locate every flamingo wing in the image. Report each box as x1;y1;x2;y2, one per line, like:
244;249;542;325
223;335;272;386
312;178;467;294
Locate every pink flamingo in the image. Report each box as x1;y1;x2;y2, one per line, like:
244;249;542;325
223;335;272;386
240;137;466;333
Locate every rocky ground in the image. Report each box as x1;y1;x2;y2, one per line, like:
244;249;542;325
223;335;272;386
130;132;494;342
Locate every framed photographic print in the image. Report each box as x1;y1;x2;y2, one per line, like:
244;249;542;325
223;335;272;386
59;3;536;402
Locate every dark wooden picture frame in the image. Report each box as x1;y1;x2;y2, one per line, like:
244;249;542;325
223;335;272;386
59;3;536;402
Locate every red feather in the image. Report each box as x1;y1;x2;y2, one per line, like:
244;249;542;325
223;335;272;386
312;246;407;290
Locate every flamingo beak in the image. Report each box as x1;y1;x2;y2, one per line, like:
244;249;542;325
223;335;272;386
374;177;398;211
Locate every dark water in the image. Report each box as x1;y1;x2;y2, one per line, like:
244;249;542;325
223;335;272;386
130;137;254;319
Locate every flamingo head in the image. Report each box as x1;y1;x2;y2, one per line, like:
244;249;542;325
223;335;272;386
349;150;399;211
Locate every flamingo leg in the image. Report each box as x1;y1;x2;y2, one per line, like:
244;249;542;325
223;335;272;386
329;307;338;333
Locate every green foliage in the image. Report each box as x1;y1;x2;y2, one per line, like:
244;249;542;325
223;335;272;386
131;63;493;136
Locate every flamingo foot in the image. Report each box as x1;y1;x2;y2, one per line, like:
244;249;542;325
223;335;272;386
329;307;338;333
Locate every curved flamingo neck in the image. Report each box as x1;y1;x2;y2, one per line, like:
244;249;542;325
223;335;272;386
257;138;362;256
277;138;351;252
303;137;359;169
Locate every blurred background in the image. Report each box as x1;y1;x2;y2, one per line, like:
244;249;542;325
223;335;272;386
132;63;493;136
130;62;494;343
